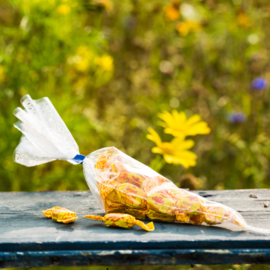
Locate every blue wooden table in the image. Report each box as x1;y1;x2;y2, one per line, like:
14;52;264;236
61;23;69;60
1;189;270;268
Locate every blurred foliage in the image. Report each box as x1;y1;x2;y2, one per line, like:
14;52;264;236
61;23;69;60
1;0;270;194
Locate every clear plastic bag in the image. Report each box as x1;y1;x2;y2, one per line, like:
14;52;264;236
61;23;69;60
13;94;270;233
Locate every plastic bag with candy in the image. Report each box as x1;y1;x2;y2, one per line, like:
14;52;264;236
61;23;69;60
13;94;270;234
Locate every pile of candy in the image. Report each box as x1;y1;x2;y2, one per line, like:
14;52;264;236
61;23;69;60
93;148;246;228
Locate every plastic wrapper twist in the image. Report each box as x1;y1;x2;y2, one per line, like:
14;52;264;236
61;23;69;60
13;95;270;234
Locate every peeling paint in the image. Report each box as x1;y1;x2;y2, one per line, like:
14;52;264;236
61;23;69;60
203;250;232;254
119;250;133;255
239;253;264;256
97;251;116;256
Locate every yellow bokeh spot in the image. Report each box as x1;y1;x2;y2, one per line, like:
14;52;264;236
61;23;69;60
237;13;251;27
76;60;89;72
69;46;95;72
95;55;114;72
57;4;71;15
0;66;5;83
94;0;114;12
176;21;200;36
164;4;180;21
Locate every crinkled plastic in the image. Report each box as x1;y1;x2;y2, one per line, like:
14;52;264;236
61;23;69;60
14;95;270;234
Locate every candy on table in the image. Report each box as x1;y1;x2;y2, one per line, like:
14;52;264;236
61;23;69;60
147;189;176;216
95;149;247;228
116;183;147;209
95;148;115;170
175;193;202;214
112;161;147;187
84;213;155;231
146;208;175;222
104;198;125;213
106;205;126;214
125;208;146;220
141;176;168;193
97;178;118;200
106;189;120;203
42;206;77;224
204;205;225;225
175;211;190;223
189;213;205;225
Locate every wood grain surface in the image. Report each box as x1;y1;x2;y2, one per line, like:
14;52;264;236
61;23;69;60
1;189;270;267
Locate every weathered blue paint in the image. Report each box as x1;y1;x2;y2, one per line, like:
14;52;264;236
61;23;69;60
1;190;270;267
1;249;270;268
3;239;270;253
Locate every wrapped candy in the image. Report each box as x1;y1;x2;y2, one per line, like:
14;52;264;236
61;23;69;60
84;213;155;231
43;206;77;223
13;95;270;234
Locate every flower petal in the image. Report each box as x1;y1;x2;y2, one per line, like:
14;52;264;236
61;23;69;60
187;122;211;135
152;147;163;154
185;114;201;127
171;138;195;150
147;128;162;146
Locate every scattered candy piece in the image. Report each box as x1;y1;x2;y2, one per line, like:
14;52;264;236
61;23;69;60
42;207;77;224
264;201;269;208
84;213;155;231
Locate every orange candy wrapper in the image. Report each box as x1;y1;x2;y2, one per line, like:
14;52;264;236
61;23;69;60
43;206;78;224
84;213;155;231
14;95;270;234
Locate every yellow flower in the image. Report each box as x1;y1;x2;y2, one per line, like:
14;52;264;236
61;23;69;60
68;46;95;72
57;4;71;15
176;21;200;36
164;5;180;21
158;110;210;138
237;13;251;28
147;128;197;168
95;55;114;71
164;0;181;22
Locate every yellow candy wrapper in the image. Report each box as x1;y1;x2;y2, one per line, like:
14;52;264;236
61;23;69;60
42;206;78;224
14;94;270;234
146;208;175;222
84;213;154;231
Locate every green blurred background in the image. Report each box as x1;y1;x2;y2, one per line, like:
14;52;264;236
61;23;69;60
1;0;270;269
